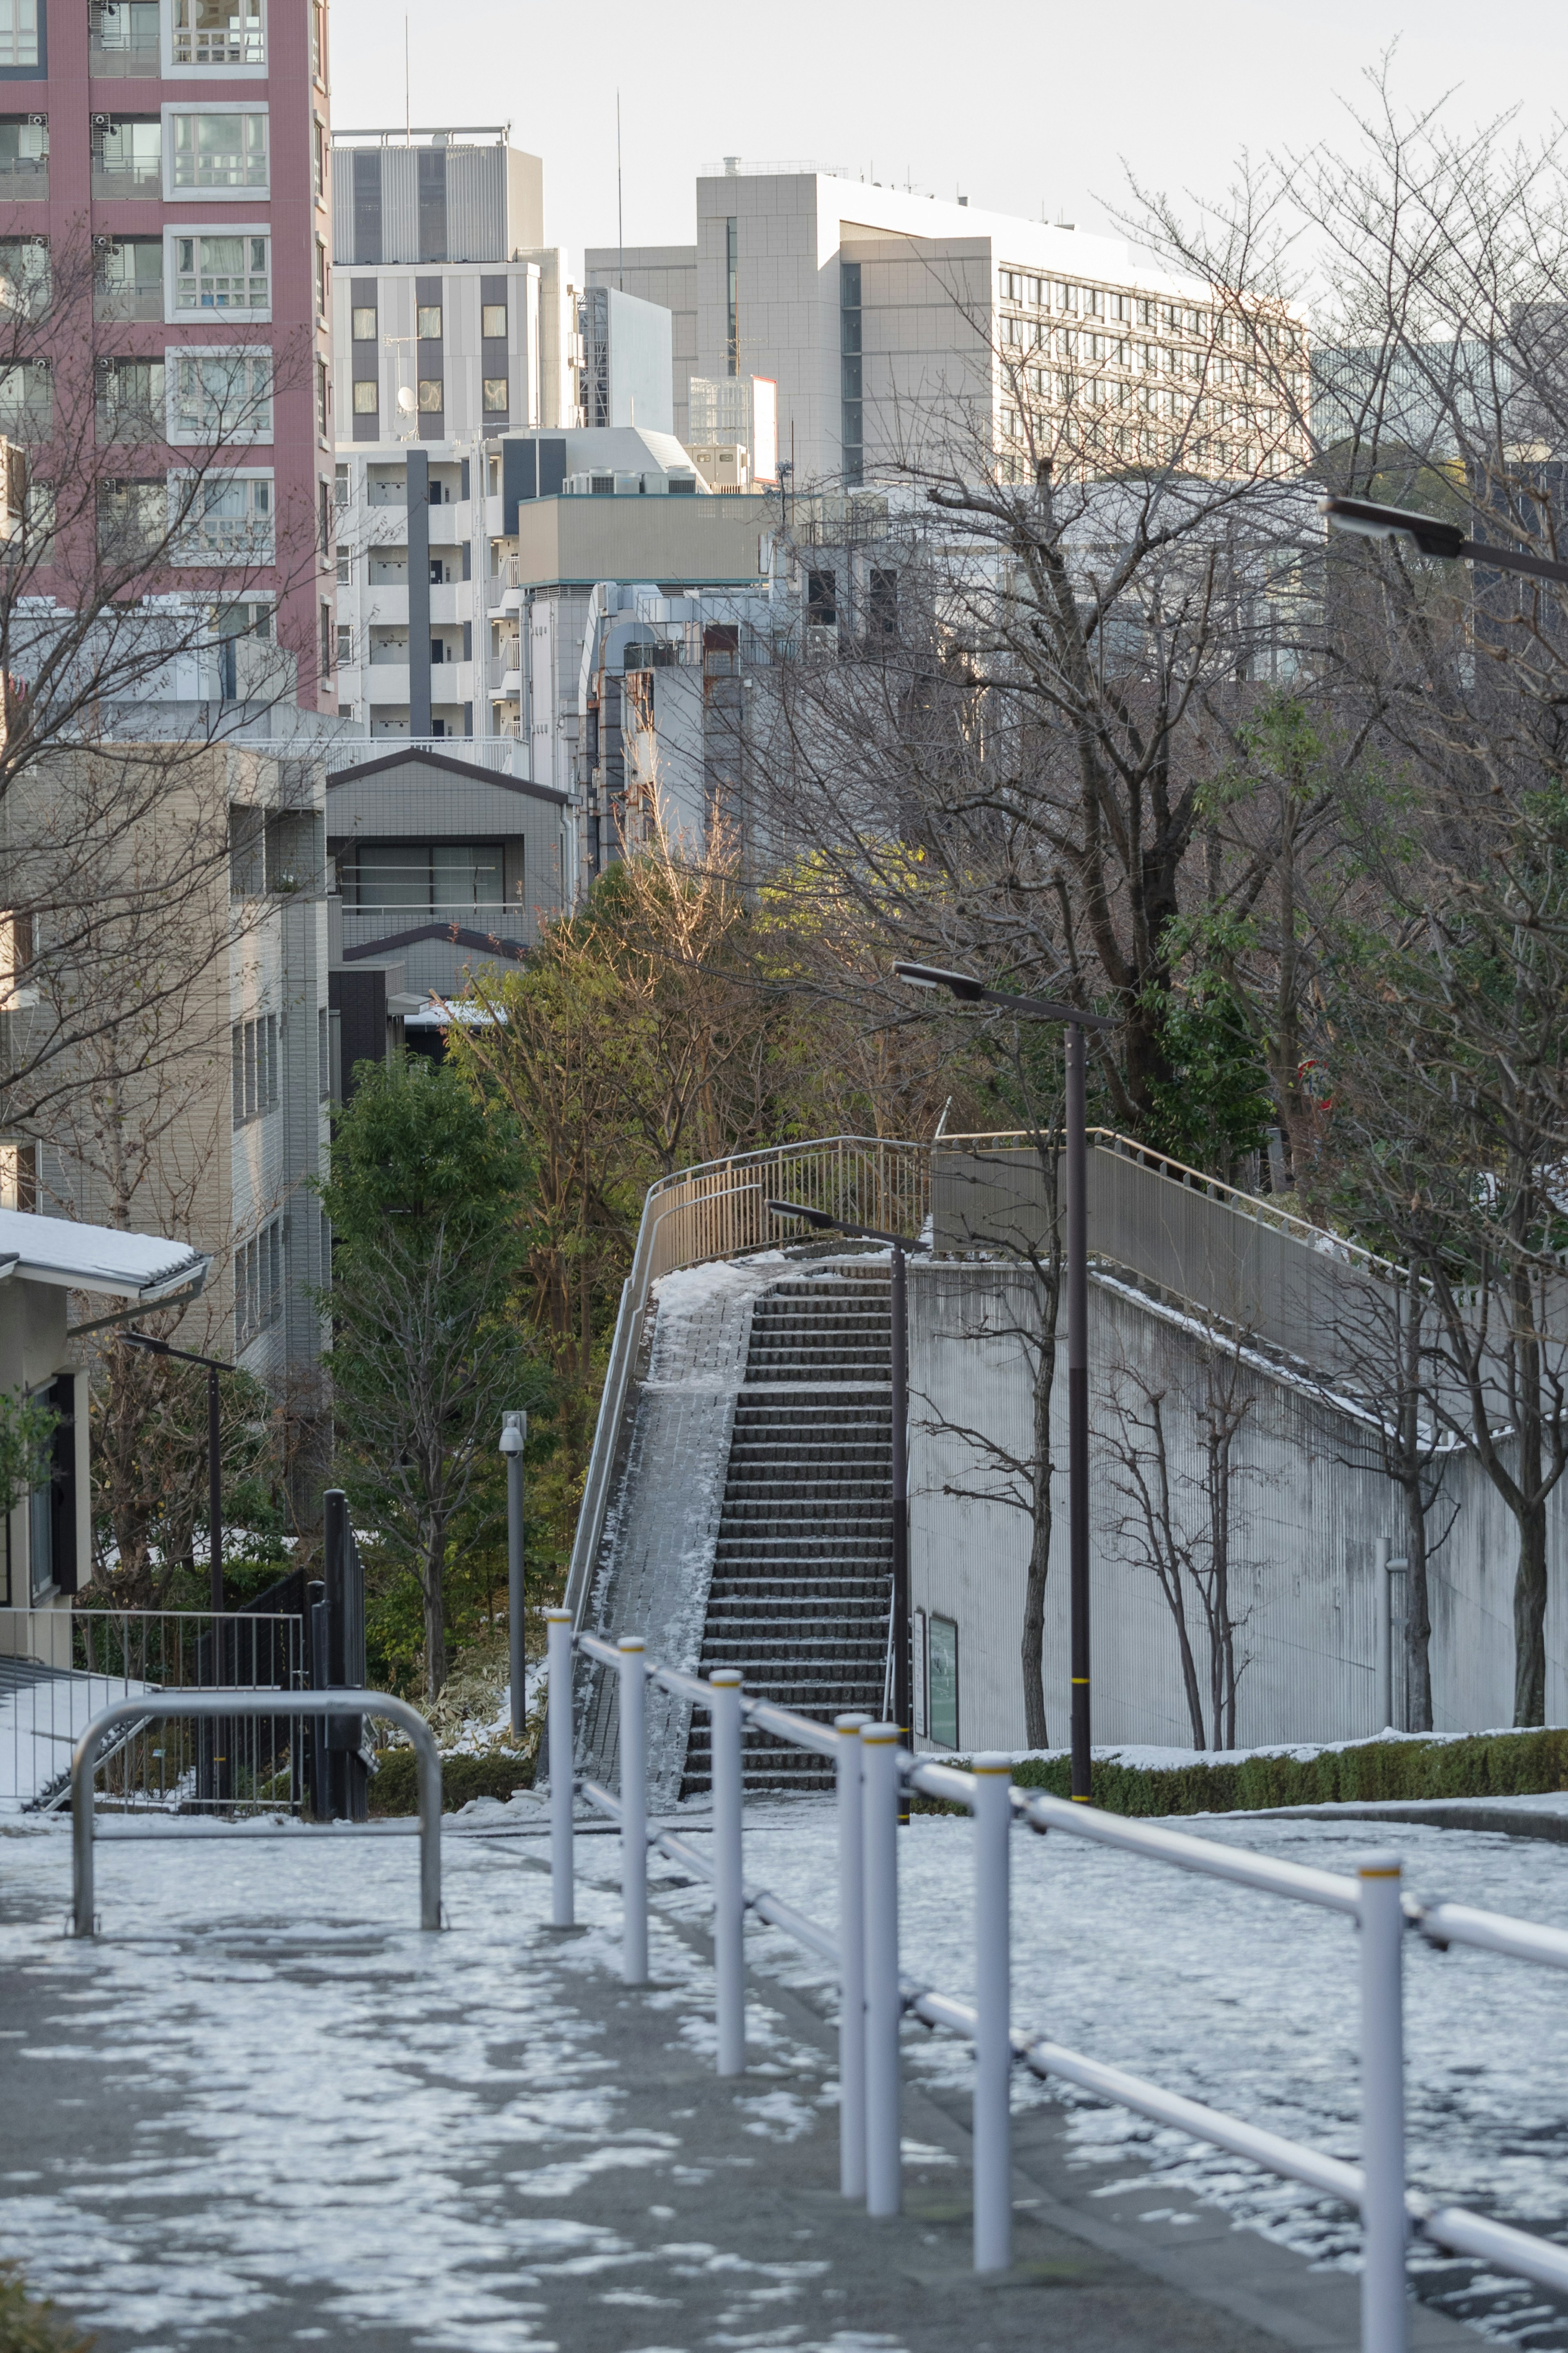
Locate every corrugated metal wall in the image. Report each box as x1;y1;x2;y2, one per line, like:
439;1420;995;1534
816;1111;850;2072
909;1260;1568;1754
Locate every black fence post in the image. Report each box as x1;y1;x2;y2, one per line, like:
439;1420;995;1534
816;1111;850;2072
307;1577;329;1820
323;1489;369;1824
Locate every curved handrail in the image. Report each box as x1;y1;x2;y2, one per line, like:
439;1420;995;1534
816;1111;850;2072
70;1690;443;1935
564;1135;930;1626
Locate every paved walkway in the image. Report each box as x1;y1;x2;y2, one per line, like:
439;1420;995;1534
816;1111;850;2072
0;1820;1478;2353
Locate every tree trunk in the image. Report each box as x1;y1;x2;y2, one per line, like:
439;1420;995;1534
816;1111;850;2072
1513;1501;1548;1727
423;1524;448;1700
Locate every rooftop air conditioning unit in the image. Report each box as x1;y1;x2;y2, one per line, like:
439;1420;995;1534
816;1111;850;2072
589;473;614;495
641;472;669;495
612;471;641;495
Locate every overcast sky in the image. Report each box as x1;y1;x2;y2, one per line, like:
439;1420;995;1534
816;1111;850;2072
330;0;1565;276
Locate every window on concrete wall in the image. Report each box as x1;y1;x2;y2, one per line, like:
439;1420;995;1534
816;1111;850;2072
352;378;376;415
167;108;268;192
234;1214;283;1354
725;215;737;376
481;302;505;338
230;1010;278;1123
928;1615;959;1748
0;0;40;71
482;376;507;414
172;229;268;314
170;0;263;67
168;345;271;441
840;260;862;486
351;304;374;340
416;303;440;340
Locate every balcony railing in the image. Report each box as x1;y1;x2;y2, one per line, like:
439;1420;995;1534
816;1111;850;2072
0;158;47;198
91;163;160;200
94;284;164;322
89;42;161;73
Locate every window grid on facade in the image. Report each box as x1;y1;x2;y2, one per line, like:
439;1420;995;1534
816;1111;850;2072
234;1215;283;1354
231;1011;278;1124
174;232;267;312
171;111;268;190
0;0;38;69
840;259;862;487
172;0;263;67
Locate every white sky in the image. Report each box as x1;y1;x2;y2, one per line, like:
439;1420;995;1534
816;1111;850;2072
330;0;1566;277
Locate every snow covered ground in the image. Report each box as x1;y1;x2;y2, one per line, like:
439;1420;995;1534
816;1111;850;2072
4;1800;1568;2345
596;1800;1568;2346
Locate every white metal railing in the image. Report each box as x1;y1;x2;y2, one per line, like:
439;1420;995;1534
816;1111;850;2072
545;1608;1568;2347
564;1136;929;1626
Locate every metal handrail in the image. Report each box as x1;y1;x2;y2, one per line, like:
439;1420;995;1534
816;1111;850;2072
549;1615;1568;2328
564;1135;930;1626
69;1691;442;1935
938;1125;1397;1277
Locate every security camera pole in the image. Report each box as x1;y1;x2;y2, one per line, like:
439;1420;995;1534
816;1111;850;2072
893;961;1117;1804
501;1410;528;1741
1319;494;1568;588
766;1199;930;1762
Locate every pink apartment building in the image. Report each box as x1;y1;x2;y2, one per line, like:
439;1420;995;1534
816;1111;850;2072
0;0;335;711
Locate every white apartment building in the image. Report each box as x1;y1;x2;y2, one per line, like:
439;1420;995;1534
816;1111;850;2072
592;166;1308;490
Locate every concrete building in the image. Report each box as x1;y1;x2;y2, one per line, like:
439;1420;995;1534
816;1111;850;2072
0;0;339;712
4;747;331;1401
597;165;1308;491
0;1209;209;1611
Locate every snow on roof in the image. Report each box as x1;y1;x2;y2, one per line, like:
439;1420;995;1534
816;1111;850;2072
0;1209;211;1301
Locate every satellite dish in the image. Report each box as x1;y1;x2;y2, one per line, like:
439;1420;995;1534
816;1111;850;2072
396;386;416;414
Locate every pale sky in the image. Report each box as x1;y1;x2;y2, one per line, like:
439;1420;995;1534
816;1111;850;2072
330;0;1567;275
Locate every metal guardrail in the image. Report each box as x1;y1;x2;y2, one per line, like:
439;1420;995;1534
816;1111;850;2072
564;1136;929;1626
1;1606;307;1815
70;1691;442;1936
545;1608;1568;2346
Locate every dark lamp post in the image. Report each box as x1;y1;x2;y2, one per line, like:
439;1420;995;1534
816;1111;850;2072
894;960;1116;1803
766;1198;929;1766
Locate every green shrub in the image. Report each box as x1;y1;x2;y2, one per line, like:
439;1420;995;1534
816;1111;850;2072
369;1745;535;1816
0;2264;93;2353
916;1728;1568;1818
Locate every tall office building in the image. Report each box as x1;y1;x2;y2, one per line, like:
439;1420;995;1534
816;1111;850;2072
597;166;1307;490
1;0;339;710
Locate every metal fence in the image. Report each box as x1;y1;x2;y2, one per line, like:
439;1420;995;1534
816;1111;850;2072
565;1136;929;1624
0;1606;307;1817
546;1607;1568;2351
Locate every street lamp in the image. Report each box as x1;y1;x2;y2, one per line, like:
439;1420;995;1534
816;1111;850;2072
1320;495;1568;589
766;1198;930;1755
122;1330;234;1615
893;960;1118;1803
501;1409;528;1742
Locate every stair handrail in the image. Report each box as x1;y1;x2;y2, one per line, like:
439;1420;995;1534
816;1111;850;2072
935;1126;1398;1277
564;1135;929;1629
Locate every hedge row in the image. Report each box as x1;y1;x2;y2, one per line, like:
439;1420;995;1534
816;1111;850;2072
369;1746;535;1816
927;1727;1568;1818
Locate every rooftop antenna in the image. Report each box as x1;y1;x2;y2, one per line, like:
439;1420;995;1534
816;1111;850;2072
617;91;624;291
403;16;410;143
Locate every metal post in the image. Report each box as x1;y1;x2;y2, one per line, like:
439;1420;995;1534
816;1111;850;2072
546;1608;575;1928
1374;1537;1392;1735
972;1754;1012;2273
836;1711;869;2200
1359;1851;1408;2353
619;1635;648;1986
710;1668;746;2076
890;1242;910;1754
862;1721;901;2217
1066;1021;1091;1802
207;1363;223;1615
504;1410;527;1741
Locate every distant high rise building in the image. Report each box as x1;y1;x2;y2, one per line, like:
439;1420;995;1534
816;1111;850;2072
596;165;1307;490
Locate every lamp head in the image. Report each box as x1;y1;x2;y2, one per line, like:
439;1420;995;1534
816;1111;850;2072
893;960;988;1003
1319;495;1466;563
500;1409;527;1456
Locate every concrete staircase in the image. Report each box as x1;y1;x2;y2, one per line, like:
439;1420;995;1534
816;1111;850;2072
682;1268;894;1795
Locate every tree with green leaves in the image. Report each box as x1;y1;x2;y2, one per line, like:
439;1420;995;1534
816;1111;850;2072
319;1055;537;1699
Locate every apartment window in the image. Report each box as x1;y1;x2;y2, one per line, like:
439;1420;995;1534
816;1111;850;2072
481;301;506;339
352;379;376;415
416;303;441;340
97;475;163;557
231;1011;278;1124
351;305;376;342
93;116;155;194
0;0;38;68
316;356;328;439
91;0;156;57
175;469;273;561
482;376;507;414
0;358;49;438
335;549;349;584
169;109;267;190
308;0;322;78
233;1216;283;1354
315;236;327;319
806;567;835;627
417;377;442;412
171;0;263;66
335;620;351;666
1056;281;1076;310
94;355;163;442
311;116;324;205
1084;287;1102;316
343;842;504;911
169;348;271;442
317;475;330;555
174;230;267;312
95;233;159;319
318;597;332;680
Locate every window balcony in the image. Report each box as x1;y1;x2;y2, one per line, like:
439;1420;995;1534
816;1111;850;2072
89;41;160;74
91;160;160;199
0;156;47;198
